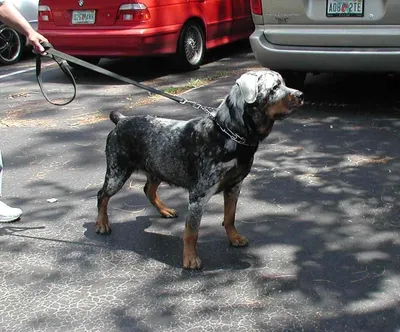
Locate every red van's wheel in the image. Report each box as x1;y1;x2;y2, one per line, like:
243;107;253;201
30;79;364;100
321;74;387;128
177;22;205;70
0;25;24;65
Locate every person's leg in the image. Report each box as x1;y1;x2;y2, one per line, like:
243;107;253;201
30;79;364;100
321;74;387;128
0;149;2;197
0;150;22;223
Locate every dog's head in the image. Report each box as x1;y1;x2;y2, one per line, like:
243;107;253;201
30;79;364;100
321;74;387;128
216;69;304;143
235;69;304;121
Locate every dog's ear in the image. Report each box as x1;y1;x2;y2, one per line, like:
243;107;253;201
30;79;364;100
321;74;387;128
236;72;259;104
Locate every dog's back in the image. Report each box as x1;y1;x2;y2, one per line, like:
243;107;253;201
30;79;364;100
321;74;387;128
108;112;209;188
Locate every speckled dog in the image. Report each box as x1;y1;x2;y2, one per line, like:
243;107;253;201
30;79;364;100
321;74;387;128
96;69;304;269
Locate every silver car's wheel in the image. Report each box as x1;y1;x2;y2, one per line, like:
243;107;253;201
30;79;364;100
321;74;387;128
0;25;23;65
177;22;205;70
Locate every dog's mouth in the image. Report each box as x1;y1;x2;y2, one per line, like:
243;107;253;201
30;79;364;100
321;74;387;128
275;99;304;120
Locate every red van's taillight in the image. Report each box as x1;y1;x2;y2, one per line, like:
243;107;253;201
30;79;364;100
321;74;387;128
250;0;263;15
38;5;53;22
117;3;151;23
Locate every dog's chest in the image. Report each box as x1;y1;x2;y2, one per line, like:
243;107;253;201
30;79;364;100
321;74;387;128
216;153;254;190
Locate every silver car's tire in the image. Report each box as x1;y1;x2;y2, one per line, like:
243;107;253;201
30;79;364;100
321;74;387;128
177;22;205;70
0;25;24;65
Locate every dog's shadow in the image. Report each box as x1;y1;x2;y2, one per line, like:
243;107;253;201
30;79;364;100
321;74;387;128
83;215;254;271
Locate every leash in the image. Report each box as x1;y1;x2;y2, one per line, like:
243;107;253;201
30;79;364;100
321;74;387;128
36;42;252;146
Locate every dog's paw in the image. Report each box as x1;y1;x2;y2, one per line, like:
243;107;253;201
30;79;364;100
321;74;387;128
183;255;202;270
95;222;111;235
160;208;179;218
230;235;249;247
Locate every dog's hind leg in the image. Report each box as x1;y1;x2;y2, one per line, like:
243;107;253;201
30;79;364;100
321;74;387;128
223;183;248;247
96;188;112;234
96;133;133;234
96;164;132;234
144;174;178;218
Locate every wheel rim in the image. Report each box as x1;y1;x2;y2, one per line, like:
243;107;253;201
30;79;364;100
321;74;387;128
183;26;203;66
0;27;22;63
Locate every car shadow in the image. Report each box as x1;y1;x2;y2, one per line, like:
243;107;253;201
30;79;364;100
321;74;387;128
303;72;400;108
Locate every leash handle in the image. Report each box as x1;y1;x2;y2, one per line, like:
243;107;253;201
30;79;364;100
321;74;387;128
41;41;54;51
36;42;77;106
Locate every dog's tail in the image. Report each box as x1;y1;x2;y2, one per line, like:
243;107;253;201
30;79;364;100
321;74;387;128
110;111;125;125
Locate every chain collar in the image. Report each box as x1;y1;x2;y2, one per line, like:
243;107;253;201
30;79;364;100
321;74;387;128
180;99;257;146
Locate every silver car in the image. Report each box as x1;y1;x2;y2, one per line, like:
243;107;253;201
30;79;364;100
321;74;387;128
249;0;400;87
0;0;38;65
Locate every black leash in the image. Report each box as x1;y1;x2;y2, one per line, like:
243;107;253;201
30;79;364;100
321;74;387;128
36;42;186;106
36;42;253;146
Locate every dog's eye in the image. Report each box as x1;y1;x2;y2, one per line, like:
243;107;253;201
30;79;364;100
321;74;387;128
272;83;280;91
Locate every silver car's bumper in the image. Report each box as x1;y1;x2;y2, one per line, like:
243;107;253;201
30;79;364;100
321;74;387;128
29;20;38;31
250;27;400;73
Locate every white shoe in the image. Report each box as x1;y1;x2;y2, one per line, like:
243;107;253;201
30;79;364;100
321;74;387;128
0;201;22;222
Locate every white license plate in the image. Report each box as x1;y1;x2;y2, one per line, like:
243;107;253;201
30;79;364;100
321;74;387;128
72;10;96;24
326;0;364;17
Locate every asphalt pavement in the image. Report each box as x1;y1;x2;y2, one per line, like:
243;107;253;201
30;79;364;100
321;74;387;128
0;45;399;332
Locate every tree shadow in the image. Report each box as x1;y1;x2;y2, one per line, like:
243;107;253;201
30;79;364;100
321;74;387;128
82;207;255;271
1;67;399;331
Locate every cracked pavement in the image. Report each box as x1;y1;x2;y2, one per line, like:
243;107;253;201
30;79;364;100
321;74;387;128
0;45;399;331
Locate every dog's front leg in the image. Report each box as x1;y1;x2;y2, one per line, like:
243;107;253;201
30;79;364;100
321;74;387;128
223;183;248;247
183;188;214;270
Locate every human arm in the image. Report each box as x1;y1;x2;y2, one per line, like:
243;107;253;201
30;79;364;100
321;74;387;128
0;0;47;53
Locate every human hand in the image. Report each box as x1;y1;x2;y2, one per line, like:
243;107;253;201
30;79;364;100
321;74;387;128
27;31;48;54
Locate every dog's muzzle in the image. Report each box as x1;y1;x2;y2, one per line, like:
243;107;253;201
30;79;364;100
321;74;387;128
275;90;304;120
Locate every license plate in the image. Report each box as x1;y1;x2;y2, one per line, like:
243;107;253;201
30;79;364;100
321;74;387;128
72;10;96;24
326;0;364;17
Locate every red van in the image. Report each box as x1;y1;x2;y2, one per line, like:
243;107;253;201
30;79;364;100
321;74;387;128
38;0;253;69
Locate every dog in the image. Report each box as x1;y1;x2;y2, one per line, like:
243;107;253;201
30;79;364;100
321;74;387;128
95;69;304;269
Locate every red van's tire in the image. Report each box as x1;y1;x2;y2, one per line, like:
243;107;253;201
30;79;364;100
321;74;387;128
176;22;205;70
